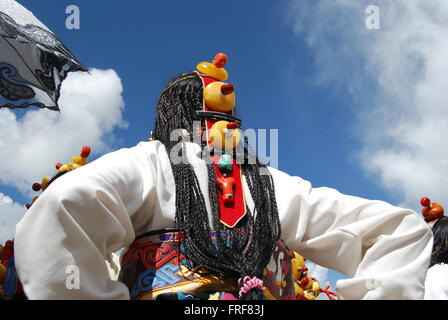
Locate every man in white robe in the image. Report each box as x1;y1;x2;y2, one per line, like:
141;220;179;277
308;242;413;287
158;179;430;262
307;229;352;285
14;140;433;299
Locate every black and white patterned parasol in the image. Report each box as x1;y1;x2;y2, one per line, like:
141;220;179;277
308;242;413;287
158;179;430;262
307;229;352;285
0;0;87;111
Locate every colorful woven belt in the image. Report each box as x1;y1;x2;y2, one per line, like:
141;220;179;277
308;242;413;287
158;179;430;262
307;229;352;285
119;229;304;300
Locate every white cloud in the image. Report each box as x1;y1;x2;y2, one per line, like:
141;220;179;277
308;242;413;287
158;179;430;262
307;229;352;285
0;193;26;243
288;0;448;210
307;261;329;286
0;68;127;194
0;193;13;205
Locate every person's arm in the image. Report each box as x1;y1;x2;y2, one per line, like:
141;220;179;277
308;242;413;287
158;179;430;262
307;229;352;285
269;167;433;300
14;142;160;299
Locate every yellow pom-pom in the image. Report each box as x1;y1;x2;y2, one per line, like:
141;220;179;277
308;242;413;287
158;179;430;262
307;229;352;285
58;164;70;172
72;156;87;166
197;62;228;81
71;163;82;169
203;82;235;112
209;121;241;151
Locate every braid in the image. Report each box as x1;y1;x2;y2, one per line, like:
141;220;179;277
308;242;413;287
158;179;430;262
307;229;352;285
153;73;281;300
430;216;448;267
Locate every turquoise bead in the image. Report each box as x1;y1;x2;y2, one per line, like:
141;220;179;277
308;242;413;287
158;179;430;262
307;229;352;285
218;154;233;172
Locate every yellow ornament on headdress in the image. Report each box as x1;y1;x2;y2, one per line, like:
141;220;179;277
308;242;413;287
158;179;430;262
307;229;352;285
209;120;241;151
197;53;229;81
203;81;235;112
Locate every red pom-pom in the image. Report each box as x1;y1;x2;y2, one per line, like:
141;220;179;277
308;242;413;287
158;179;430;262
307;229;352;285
80;146;91;158
227;121;239;129
300;277;309;286
213;53;228;68
421;197;431;208
25;204;31;209
32;183;41;192
55;163;63;170
221;83;234;95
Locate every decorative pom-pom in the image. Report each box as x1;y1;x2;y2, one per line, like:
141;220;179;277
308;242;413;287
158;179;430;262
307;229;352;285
213;53;228;68
221;83;234;95
420;197;431;208
80;146;91;158
226;121;239;129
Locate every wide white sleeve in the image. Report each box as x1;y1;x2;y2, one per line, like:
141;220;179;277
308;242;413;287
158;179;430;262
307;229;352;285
14;143;159;300
424;264;448;300
269;167;433;300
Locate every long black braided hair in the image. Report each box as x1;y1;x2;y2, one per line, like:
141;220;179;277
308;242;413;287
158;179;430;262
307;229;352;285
430;216;448;267
153;72;281;300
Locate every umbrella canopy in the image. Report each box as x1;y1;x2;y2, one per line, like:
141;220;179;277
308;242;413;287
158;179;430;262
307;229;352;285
0;0;87;111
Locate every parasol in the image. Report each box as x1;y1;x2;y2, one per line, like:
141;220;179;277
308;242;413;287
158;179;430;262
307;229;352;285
0;0;87;111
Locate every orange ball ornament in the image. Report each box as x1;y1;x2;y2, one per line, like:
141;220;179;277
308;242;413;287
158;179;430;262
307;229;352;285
204;81;235;112
421;197;445;223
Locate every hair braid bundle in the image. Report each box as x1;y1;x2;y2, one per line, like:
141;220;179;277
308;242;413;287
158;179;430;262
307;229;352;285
153;73;281;300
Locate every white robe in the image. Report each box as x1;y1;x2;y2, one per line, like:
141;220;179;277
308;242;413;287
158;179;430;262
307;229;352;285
424;264;448;299
14;141;433;300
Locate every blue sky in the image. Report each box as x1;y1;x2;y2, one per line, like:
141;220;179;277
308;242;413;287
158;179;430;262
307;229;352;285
2;0;447;297
16;0;392;200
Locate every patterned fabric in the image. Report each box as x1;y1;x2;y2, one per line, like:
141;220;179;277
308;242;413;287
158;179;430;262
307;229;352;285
0;240;26;300
120;229;305;300
0;4;86;110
